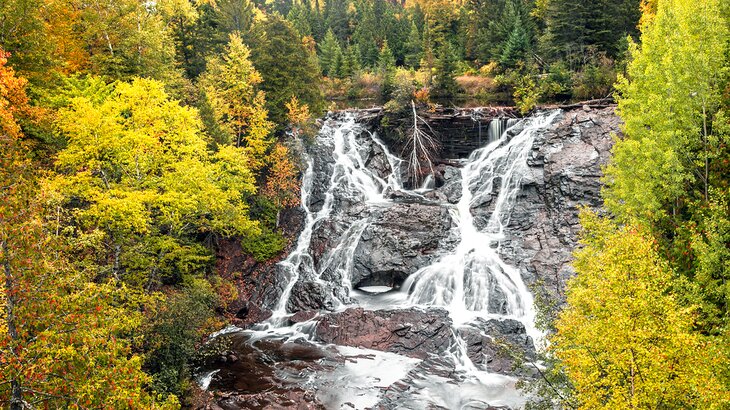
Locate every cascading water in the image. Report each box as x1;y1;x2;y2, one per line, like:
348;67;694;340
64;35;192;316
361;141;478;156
270;114;404;323
404;112;559;341
199;109;562;409
487;118;521;144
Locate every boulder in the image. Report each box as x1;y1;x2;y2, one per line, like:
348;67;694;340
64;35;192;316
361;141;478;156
314;307;453;359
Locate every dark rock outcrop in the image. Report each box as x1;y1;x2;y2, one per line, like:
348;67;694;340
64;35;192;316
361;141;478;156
195;333;331;410
457;318;535;375
314;307;453;359
350;202;453;288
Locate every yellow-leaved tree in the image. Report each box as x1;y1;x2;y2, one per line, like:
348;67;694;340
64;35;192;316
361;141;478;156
48;77;259;289
1;51;177;409
551;209;730;409
199;33;273;171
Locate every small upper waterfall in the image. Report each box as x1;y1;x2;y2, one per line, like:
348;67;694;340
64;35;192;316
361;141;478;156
487;118;521;144
200;109;565;409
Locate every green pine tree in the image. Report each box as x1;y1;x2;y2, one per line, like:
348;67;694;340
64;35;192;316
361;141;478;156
378;40;396;98
404;21;423;68
432;41;461;98
318;28;341;77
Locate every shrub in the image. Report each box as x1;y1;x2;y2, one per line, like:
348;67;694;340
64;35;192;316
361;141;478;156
572;54;616;100
241;230;287;262
143;278;219;399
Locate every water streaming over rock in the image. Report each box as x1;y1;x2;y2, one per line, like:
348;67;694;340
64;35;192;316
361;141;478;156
199;110;565;409
487;118;521;144
404;112;559;341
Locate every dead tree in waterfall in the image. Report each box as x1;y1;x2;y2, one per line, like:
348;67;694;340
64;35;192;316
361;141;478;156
403;101;440;188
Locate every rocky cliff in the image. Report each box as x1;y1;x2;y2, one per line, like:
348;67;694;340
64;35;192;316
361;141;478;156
197;106;621;410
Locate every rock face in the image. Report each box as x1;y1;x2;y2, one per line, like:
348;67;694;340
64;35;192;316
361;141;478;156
457;318;535;375
497;107;619;303
350;202;453;288
314;307;453;359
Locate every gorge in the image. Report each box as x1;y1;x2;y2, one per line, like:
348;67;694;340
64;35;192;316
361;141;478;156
196;105;621;410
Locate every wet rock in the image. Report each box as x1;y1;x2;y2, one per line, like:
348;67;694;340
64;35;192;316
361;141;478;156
286;280;338;313
374;355;516;410
232;302;272;328
198;332;330;410
434;164;463;204
457;318;535;375
314;308;453;359
498;107;619;304
214;390;323;410
289;310;318;324
350;203;452;289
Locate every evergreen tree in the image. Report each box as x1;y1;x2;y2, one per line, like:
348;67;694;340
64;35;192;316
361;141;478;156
353;4;380;68
287;2;313;36
499;15;530;68
404;21;423;68
542;0;641;62
318;29;342;77
331;45;345;78
323;0;351;42
432;41;461;97
342;44;361;77
199;33;272;159
378;40;397;98
248;14;324;125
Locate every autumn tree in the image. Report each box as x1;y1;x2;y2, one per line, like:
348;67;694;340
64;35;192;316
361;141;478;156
606;0;728;224
199;33;274;170
48;78;259;289
551;210;730;408
0;51;176;409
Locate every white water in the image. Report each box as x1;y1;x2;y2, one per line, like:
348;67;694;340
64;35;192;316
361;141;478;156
204;110;560;408
271;114;405;323
404;112;559;342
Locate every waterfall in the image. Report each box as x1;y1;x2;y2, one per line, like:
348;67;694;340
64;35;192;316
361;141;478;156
202;109;563;409
271;113;404;322
403;112;559;341
487;118;521;144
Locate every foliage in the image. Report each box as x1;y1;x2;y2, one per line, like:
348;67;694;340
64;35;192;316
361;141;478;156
48;78;259;288
607;0;727;224
248;14;324;125
431;41;462;97
241;230;288;262
285;95;316;140
143;278;219;398
378;41;397;98
262;143;301;209
541;0;640;62
199;32;273;169
571;53;616;100
319;29;342;77
0;55;177;408
551;210;730;408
